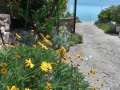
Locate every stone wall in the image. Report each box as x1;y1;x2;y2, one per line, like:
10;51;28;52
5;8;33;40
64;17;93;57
0;14;10;44
59;18;74;32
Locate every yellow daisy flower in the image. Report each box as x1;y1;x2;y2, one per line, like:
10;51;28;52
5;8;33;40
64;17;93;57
77;54;83;61
25;58;34;69
33;44;36;48
16;33;21;39
46;35;51;39
45;83;52;89
1;69;7;74
16;55;21;59
31;30;34;32
40;61;52;72
1;63;7;67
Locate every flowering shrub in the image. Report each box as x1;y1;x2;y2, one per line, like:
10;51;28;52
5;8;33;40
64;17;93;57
0;32;89;90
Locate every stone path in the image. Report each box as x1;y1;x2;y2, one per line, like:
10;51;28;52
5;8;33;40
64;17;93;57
68;21;120;90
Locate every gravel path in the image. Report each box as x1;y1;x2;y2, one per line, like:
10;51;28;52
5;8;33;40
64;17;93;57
68;21;120;90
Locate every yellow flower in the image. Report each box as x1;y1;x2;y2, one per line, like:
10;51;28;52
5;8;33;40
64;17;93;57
16;33;21;39
40;61;52;72
39;33;45;38
8;42;11;45
31;30;34;32
77;54;83;61
26;35;29;37
1;63;7;67
7;86;10;90
90;67;97;76
49;70;53;74
31;33;34;35
24;88;31;90
71;59;73;63
15;88;20;90
46;35;50;39
43;37;52;46
50;48;53;51
33;44;36;48
57;46;67;57
16;55;21;59
55;45;58;48
52;38;54;41
35;36;38;41
25;58;34;69
17;42;20;45
91;86;97;90
61;60;66;65
38;41;48;50
10;45;15;48
1;69;7;74
45;83;52;89
101;82;104;88
7;86;20;90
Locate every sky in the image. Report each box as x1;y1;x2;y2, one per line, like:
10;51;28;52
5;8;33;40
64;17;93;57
70;0;120;6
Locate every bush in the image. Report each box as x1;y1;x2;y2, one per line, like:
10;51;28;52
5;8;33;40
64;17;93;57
52;35;68;50
68;33;82;46
95;21;118;34
98;5;120;24
0;43;89;90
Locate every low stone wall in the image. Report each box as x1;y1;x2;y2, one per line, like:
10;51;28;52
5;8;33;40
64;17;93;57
0;14;10;44
59;18;74;32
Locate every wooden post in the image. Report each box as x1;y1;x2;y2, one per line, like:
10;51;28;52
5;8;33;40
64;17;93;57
73;0;77;33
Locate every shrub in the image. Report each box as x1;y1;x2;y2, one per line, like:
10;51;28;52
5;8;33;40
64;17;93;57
95;21;118;34
68;33;82;46
98;5;120;24
0;44;89;90
52;35;68;50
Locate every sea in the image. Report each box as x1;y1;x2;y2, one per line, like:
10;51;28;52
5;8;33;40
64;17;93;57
70;5;111;21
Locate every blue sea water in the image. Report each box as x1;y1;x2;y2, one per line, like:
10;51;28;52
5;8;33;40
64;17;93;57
70;5;110;21
70;0;120;21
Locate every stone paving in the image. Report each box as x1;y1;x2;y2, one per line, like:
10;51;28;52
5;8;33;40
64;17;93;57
68;21;120;90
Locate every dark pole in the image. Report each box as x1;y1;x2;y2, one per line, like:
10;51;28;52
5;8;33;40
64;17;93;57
73;0;77;33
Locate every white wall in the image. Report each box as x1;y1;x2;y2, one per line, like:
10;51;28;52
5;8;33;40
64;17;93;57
64;0;70;15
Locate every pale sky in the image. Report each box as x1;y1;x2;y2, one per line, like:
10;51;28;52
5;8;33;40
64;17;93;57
70;0;120;6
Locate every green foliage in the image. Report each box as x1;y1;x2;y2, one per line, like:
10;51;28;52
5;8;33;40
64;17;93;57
36;19;54;35
98;7;112;22
52;35;68;49
0;44;89;90
68;33;82;46
98;5;120;24
61;12;73;18
110;5;120;24
95;21;118;34
7;0;68;35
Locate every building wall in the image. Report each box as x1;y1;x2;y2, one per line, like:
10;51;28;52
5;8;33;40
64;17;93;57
64;0;70;15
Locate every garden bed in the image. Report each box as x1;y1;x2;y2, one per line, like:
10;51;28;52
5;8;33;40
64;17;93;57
0;31;89;90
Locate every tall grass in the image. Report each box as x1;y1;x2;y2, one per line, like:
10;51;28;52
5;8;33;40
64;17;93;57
95;21;118;34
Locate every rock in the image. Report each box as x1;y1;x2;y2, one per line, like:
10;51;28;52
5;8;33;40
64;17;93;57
52;27;58;36
116;26;120;32
5;23;10;30
3;32;10;42
1;27;5;33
